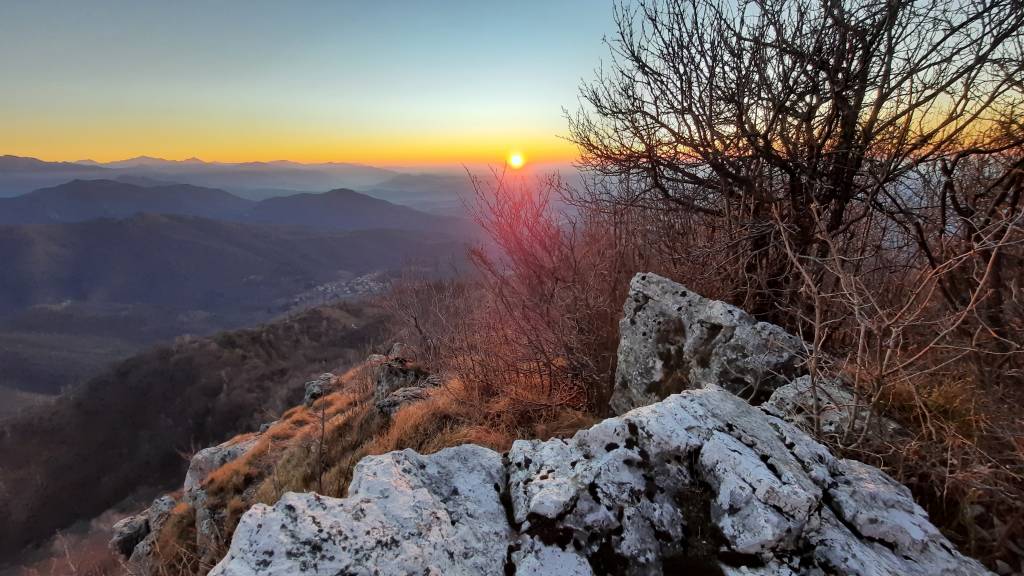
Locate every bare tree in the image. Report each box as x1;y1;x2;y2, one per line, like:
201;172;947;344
569;0;1024;318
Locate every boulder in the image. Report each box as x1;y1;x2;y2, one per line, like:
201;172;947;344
371;344;439;415
109;513;148;557
116;495;177;575
374;358;432;402
763;375;902;439
112;435;259;571
209;445;511;576
183;436;258;494
211;388;988;575
611;273;803;414
375;385;430;416
506;388;986;575
303;372;335;406
183;435;259;567
200;274;983;575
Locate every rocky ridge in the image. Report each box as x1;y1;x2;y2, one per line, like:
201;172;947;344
114;273;987;575
209;384;986;575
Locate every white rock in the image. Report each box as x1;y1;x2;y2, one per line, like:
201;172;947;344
209;445;511;576
205;272;989;576
763;375;901;439
209;389;988;575
109;512;148;557
512;535;593;576
506;388;990;576
184;436;258;494
123;495;177;574
184;435;258;567
612;273;803;413
374;385;430;416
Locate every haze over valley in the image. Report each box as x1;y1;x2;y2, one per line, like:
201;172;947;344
0;159;473;412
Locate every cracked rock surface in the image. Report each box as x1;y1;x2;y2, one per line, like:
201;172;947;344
184;436;259;494
112;495;177;575
762;375;903;440
211;388;988;575
371;344;439;415
209;444;511;576
612;273;803;413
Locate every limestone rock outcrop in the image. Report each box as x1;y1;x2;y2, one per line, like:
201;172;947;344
185;436;260;566
109;511;149;558
109;495;177;575
303;372;336;406
210;445;510;576
112;434;261;571
611;273;900;440
211;387;988;575
762;375;902;439
371;344;439;416
184;436;259;494
135;273;983;575
611;273;803;413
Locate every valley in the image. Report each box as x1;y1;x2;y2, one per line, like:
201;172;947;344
0;167;473;408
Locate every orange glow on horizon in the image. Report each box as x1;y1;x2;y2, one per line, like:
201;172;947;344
2;116;579;168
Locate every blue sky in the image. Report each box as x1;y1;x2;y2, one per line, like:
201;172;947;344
0;1;617;166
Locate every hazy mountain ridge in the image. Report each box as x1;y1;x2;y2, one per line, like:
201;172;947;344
0;155;399;199
0;213;467;395
243;187;465;232
0;155;108;173
0;179;254;225
364;172;476;215
0;178;463;231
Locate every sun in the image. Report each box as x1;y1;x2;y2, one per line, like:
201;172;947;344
507;152;525;169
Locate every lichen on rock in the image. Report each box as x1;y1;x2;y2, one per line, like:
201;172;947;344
209;445;511;576
370;343;439;416
211;388;989;575
611;273;803;413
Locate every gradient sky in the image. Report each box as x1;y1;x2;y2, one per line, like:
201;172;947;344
0;1;616;167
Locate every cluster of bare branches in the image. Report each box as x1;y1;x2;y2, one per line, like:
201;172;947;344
383;171;642;422
570;0;1024;317
567;0;1024;567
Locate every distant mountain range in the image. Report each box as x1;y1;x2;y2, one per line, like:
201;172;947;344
0;179;252;224
0;155;410;200
0;179;463;231
364;172;475;215
0;157;478;567
0;172;475;401
244;188;457;231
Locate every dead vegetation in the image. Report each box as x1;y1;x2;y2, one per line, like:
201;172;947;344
381;0;1024;568
558;0;1024;569
141;352;594;576
67;0;1024;572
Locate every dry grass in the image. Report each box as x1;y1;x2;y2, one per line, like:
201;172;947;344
150;503;200;576
16;532;124;576
144;343;603;576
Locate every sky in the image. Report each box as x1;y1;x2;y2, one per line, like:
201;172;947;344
0;1;616;168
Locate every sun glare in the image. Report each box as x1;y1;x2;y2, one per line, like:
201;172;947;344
508;152;525;169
